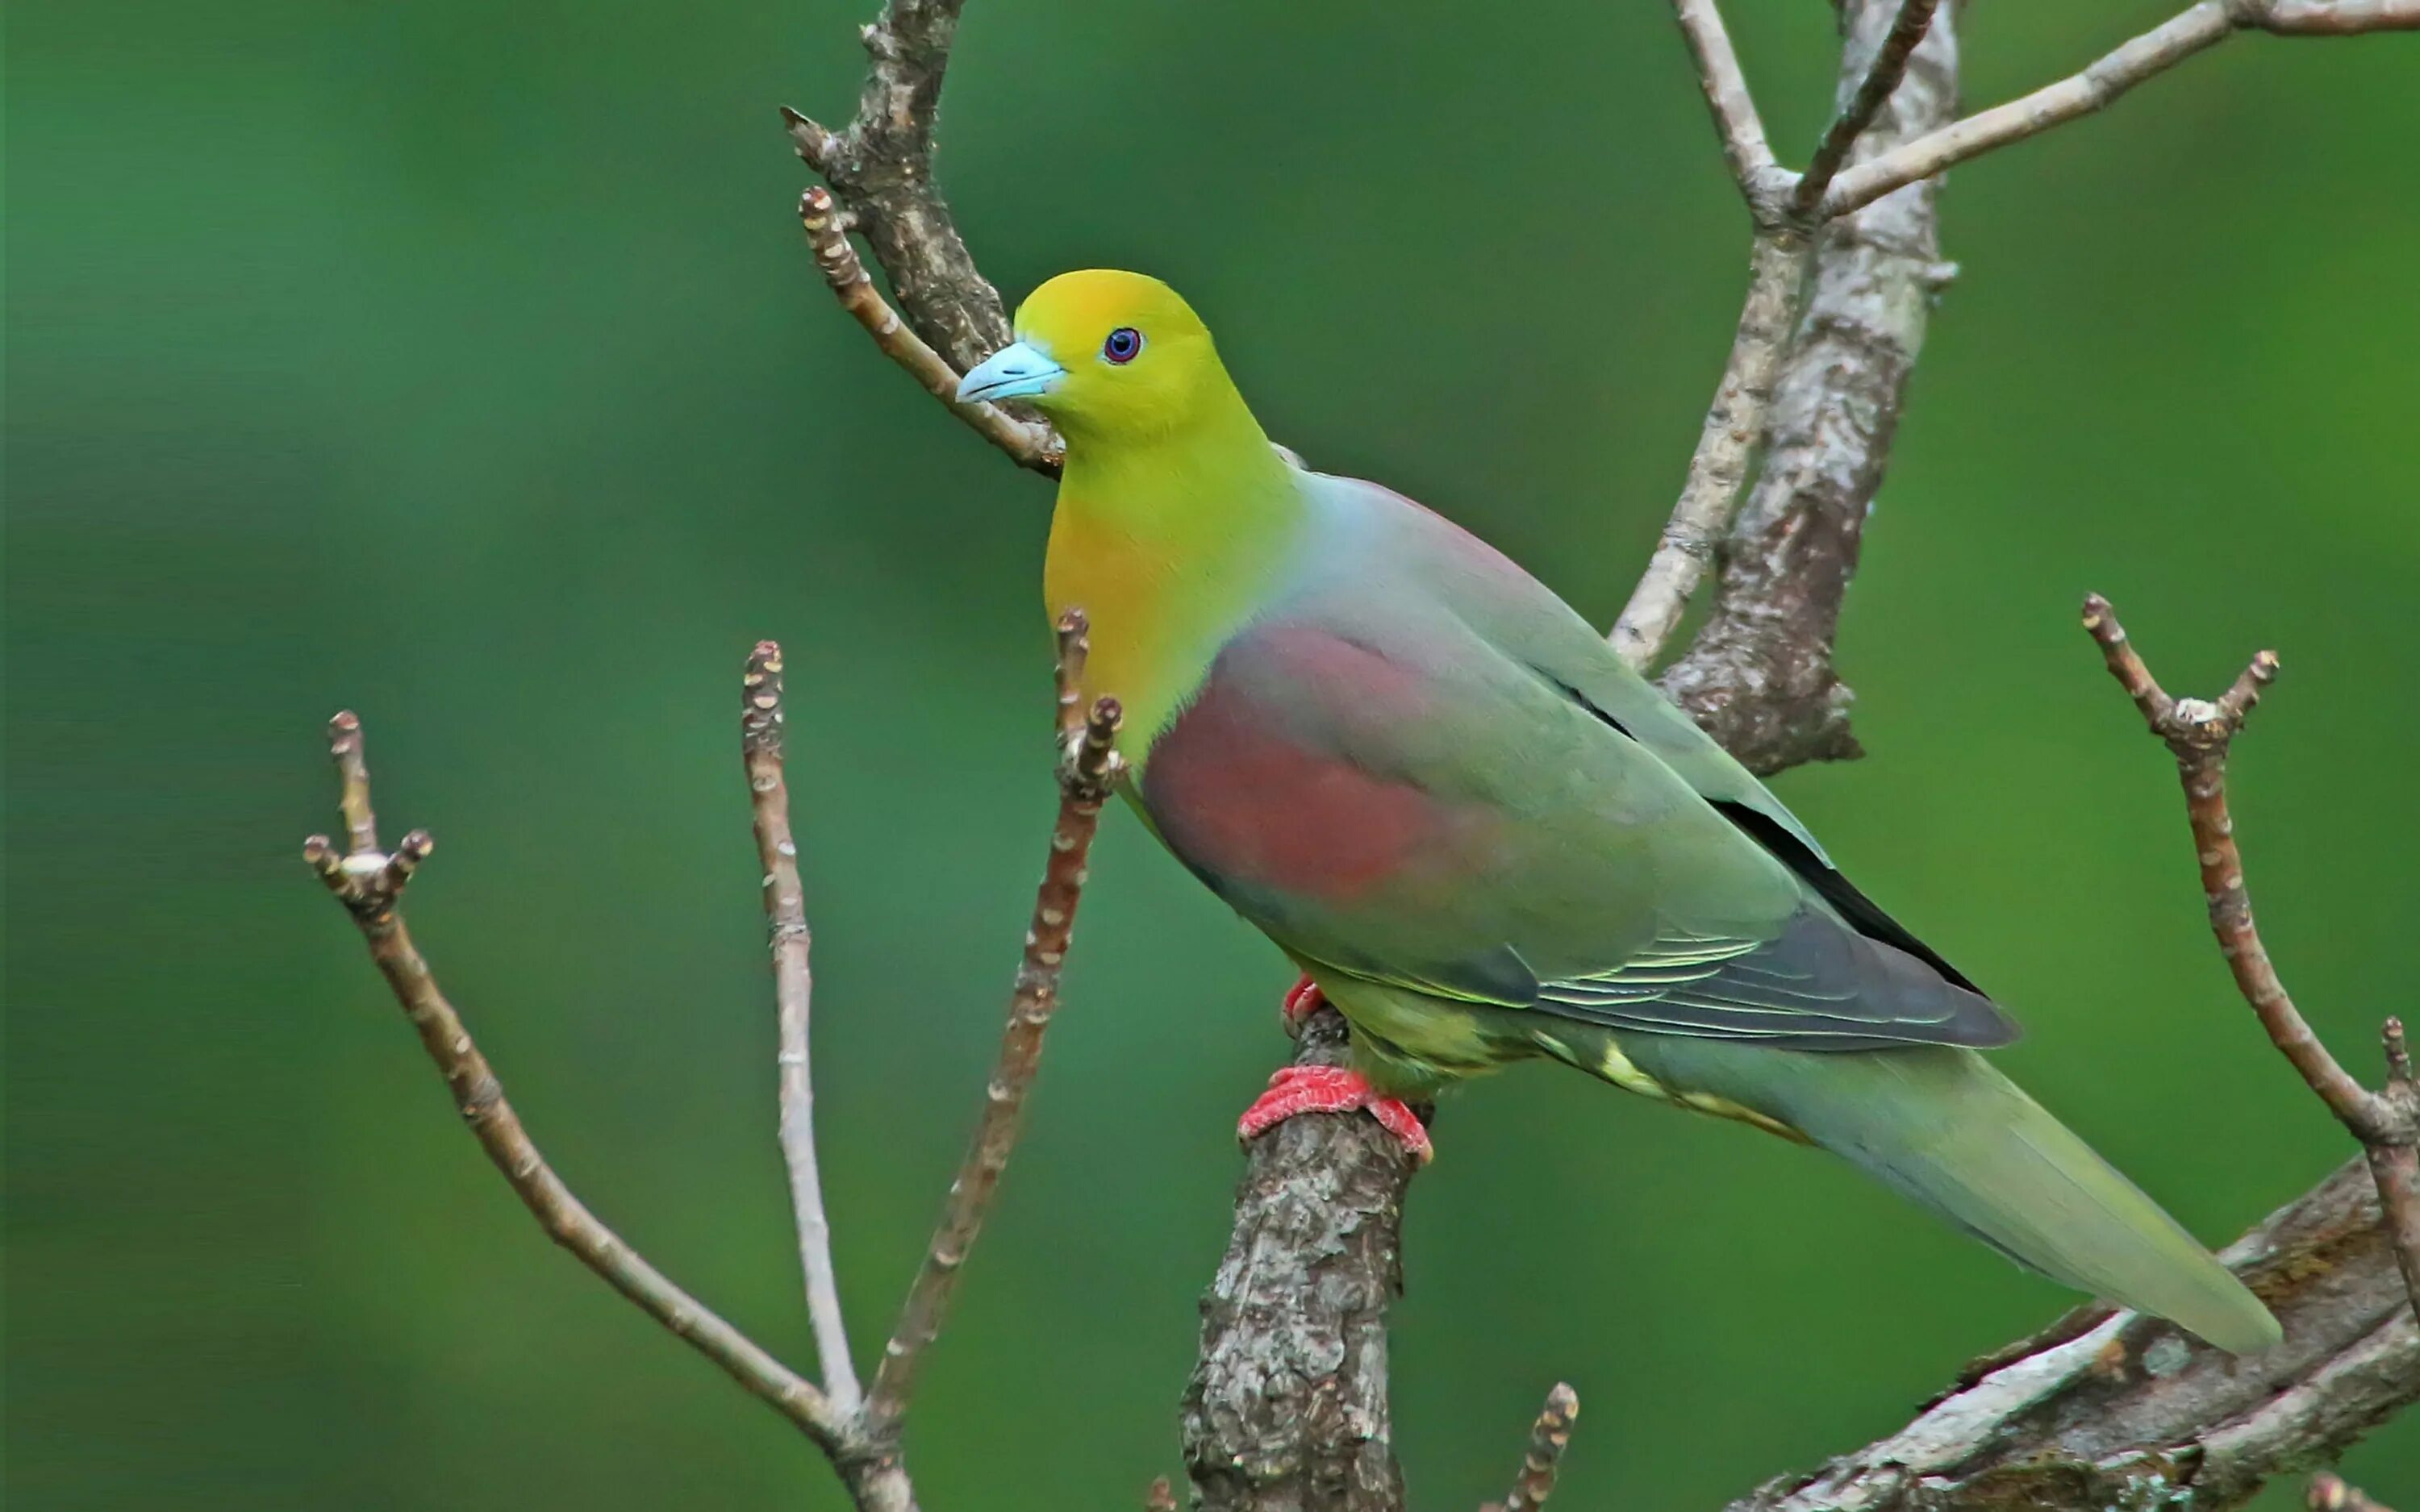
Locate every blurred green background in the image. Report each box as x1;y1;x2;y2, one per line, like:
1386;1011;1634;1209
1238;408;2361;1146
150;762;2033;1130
11;1;2418;1507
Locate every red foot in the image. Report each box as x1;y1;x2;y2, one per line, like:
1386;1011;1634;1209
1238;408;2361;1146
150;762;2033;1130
1281;973;1327;1032
1237;1065;1433;1163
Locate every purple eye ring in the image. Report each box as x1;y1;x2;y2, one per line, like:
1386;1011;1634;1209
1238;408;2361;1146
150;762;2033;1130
1103;327;1143;364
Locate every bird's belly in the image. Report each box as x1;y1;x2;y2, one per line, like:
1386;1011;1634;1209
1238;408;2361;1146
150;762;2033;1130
1310;971;1530;1100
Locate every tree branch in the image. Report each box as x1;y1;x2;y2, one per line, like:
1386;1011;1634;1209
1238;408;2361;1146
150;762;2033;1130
744;642;862;1414
1618;0;1950;686
300;714;855;1458
311;615;1129;1512
2080;594;2420;1321
1180;1005;1420;1512
1705;602;2420;1512
798;187;1059;475
1654;0;1960;769
862;610;1122;1435
1724;1159;2419;1512
1795;0;1942;217
1820;0;2419;222
780;0;1006;374
1632;0;2403;697
2268;0;2420;32
1610;231;1808;671
1666;0;1788;213
1489;1383;1579;1512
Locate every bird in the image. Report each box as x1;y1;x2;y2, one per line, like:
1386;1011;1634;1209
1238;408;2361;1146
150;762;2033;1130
954;268;2281;1355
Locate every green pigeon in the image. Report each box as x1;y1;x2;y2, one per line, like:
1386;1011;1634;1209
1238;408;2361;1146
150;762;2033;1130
956;269;2280;1355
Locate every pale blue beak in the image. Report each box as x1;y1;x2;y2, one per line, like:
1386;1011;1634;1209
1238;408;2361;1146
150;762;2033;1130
956;339;1065;405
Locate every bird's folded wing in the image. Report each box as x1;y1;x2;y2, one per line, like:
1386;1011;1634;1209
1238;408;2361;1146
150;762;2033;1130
1136;595;2015;1052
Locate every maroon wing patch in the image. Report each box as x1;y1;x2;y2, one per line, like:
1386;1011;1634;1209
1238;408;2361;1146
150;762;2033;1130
1141;625;1481;903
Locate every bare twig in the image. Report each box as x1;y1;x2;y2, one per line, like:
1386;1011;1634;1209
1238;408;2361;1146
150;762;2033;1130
1667;0;1788;214
744;642;862;1414
2269;0;2420;31
861;610;1123;1435
311;625;1139;1510
301;713;853;1456
1610;231;1807;670
1821;0;2419;221
1053;606;1092;743
2312;1472;2401;1512
798;188;1059;475
1794;0;1941;216
2080;594;2420;1322
1491;1383;1579;1512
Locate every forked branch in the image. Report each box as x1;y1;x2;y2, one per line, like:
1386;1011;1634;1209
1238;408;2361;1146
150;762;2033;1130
308;617;1126;1512
1713;612;2420;1508
1820;0;2420;220
1628;0;2402;702
779;0;1008;374
1615;0;1946;676
1794;0;1942;215
2080;594;2420;1322
799;188;1059;474
302;714;853;1456
1666;0;1787;214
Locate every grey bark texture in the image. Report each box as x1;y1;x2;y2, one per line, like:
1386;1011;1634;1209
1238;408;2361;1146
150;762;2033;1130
784;0;1012;374
1657;0;1961;774
1728;1159;2418;1512
1179;1006;1413;1512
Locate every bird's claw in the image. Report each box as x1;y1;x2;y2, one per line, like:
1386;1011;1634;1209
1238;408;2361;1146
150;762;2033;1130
1280;973;1327;1035
1237;1064;1433;1163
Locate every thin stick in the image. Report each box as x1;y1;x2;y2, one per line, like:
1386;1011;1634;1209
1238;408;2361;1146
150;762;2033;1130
2079;598;2363;1123
2269;0;2420;31
1609;232;1806;669
2080;594;2420;1322
1494;1383;1580;1512
861;612;1124;1434
744;641;862;1414
302;712;850;1454
1666;0;1783;209
797;187;1061;476
1054;607;1092;743
1821;0;2419;221
1793;0;1940;216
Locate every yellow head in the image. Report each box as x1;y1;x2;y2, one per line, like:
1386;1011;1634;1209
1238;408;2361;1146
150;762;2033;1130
956;270;1244;445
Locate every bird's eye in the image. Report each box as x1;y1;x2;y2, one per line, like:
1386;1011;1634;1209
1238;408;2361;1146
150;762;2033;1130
1102;327;1143;364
